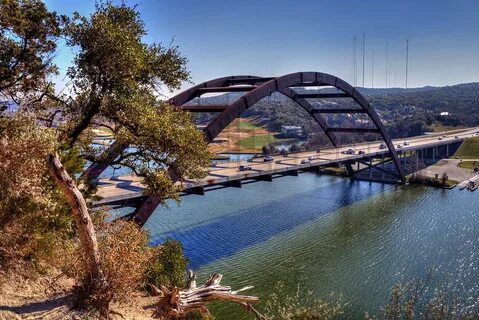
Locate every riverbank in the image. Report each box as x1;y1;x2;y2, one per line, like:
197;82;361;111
0;269;157;320
414;158;477;188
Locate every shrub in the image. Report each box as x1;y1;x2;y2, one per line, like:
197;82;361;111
0;114;77;271
64;216;152;311
263;283;343;320
146;239;189;288
368;279;479;320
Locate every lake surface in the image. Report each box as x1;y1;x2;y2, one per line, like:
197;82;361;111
144;173;479;318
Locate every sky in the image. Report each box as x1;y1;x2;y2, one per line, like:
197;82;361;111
45;0;479;92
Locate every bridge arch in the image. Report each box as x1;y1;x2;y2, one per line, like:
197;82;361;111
170;72;405;180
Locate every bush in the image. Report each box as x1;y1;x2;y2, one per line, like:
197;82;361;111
263;283;343;320
61;215;152;312
146;239;189;288
368;278;479;320
0;114;77;271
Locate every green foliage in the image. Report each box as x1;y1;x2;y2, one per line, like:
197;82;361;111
58;1;210;200
0;114;77;268
453;137;479;159
146;239;188;288
239;134;279;150
185;311;215;320
264;283;343;320
0;0;63;100
408;172;454;188
457;160;479;170
368;279;479;320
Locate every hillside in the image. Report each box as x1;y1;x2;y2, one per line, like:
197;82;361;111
190;82;479;148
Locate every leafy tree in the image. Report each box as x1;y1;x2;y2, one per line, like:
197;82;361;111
0;1;211;316
0;0;62;105
146;239;189;288
59;2;210;198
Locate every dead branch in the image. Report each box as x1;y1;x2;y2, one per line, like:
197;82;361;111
152;271;265;319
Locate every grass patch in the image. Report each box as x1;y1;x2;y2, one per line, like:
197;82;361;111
453;137;479;159
457;160;479;170
237;119;262;130
430;123;465;132
238;134;279;149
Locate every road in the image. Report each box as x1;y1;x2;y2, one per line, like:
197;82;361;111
94;127;479;206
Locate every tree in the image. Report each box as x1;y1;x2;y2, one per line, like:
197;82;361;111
45;2;211;313
59;2;210;199
1;1;211;316
0;0;62;106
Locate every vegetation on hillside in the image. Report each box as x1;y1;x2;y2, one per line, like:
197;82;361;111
457;160;479;170
193;84;479;153
453;137;479;159
0;0;210;318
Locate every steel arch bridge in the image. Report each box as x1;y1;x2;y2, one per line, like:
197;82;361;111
87;71;405;225
172;72;404;177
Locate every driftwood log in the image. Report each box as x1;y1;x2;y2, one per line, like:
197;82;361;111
152;271;264;319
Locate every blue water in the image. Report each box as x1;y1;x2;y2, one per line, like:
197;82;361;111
144;173;479;318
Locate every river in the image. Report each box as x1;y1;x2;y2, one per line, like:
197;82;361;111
144;173;479;318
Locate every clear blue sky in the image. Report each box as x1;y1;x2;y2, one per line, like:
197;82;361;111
46;0;479;91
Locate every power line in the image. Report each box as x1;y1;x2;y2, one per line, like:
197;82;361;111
405;39;409;89
353;35;357;86
362;32;365;87
371;52;375;88
385;42;388;88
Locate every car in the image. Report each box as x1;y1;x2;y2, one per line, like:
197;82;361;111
300;159;310;164
342;148;355;155
403;141;410;146
308;155;318;161
264;156;274;162
239;165;252;171
358;150;365;155
379;143;387;150
438;137;443;140
455;136;459;139
396;144;402;149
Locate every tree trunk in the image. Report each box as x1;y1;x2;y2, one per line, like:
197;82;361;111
47;153;108;312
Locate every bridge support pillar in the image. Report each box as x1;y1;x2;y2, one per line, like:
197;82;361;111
369;157;373;180
256;174;273;182
286;169;299;176
224;180;242;188
345;163;355;176
188;186;205;195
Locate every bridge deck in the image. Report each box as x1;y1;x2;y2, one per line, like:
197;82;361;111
93;127;479;207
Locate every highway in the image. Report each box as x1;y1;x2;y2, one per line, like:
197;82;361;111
93;126;479;207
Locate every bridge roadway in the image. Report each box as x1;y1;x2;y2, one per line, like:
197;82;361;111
93;127;479;207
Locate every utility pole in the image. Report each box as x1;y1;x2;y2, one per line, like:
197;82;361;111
372;52;375;89
385;42;388;88
405;39;409;89
353;35;357;86
362;31;365;87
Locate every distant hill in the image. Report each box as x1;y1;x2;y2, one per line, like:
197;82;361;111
356;86;440;96
190;82;479;142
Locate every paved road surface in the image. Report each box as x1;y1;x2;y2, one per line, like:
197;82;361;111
94;127;479;206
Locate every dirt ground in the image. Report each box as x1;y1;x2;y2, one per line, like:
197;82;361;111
417;158;477;183
0;270;157;320
208;117;273;154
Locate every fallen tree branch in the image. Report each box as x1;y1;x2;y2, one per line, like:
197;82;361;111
151;271;265;319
